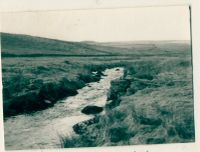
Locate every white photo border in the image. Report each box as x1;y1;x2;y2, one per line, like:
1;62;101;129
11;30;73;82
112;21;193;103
0;0;199;152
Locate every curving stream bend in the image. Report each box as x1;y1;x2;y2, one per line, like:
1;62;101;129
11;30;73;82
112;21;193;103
4;67;123;150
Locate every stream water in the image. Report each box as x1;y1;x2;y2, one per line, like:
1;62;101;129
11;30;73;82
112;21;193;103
4;67;123;150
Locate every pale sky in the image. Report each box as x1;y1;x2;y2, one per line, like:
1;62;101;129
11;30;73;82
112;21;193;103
0;5;190;42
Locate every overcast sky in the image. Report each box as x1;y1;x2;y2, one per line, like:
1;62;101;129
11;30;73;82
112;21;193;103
1;5;190;42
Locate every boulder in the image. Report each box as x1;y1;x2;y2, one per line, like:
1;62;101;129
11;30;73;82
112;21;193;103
73;116;100;134
81;105;103;115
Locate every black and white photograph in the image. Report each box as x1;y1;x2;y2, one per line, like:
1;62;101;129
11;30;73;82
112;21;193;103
0;4;196;151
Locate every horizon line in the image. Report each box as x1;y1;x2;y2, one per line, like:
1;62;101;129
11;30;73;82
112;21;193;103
0;32;190;43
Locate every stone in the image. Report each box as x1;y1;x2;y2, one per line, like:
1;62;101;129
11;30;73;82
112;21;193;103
73;116;100;134
81;106;103;115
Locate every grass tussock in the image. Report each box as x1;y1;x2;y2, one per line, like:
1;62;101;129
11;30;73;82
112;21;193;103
60;134;98;148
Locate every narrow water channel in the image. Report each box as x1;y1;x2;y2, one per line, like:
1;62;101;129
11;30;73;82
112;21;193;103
4;67;123;150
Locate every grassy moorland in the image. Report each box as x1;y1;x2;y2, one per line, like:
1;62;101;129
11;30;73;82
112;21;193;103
1;33;194;145
61;47;194;146
62;56;194;147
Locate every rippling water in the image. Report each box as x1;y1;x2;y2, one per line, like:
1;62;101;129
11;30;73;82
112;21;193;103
4;67;123;150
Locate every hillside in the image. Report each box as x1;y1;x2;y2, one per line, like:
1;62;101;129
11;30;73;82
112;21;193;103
84;40;191;57
0;33;116;57
1;33;191;57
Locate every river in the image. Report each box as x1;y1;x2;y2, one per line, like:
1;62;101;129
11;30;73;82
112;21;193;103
4;67;123;150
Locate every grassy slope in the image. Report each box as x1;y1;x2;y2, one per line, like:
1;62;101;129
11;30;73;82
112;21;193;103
1;33;121;56
1;33;189;57
105;58;194;145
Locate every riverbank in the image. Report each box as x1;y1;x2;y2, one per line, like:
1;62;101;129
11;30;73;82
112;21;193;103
62;57;194;147
4;67;124;150
2;57;126;117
